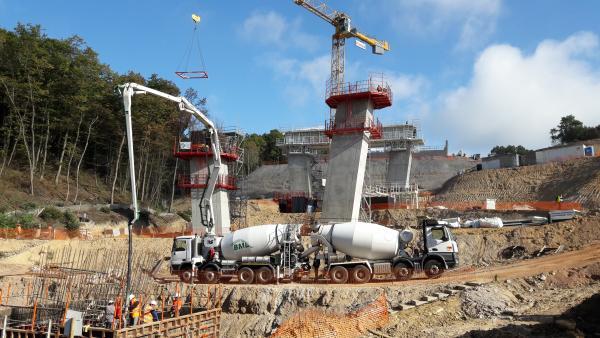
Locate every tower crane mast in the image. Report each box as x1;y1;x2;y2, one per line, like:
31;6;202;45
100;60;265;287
294;0;390;93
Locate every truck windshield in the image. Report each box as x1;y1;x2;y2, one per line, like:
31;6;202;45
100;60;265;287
445;228;454;241
173;239;187;252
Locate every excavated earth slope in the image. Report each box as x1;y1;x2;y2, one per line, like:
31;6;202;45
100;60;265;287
434;157;600;208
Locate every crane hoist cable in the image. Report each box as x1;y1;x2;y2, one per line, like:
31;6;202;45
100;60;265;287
176;13;208;79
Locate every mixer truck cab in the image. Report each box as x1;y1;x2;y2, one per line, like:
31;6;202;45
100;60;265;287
170;224;307;284
313;219;458;284
170;234;221;283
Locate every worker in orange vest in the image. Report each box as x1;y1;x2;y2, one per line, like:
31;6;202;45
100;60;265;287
128;294;141;326
171;293;183;317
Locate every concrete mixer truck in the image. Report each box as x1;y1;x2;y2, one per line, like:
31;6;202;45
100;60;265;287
306;219;458;283
169;224;309;284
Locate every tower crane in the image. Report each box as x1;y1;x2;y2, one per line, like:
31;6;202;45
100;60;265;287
294;0;390;93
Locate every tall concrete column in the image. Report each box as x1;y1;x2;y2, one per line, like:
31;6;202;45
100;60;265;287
287;153;313;195
190;157;231;236
321;98;372;222
387;149;412;189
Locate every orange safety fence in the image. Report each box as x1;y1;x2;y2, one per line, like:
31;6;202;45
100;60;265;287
0;226;192;240
370;200;581;211
271;294;389;338
426;200;582;211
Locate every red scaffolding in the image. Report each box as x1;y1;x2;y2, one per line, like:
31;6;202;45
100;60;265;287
324;116;383;139
173;140;240;161
177;174;237;190
325;74;392;109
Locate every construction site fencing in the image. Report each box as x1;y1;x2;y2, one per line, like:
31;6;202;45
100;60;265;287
425;200;582;211
0;245;223;335
271;294;389;338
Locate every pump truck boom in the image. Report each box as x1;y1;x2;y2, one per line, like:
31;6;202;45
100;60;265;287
119;82;223;234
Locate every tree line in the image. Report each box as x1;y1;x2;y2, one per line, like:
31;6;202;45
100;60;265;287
490;115;599;156
0;24;286;210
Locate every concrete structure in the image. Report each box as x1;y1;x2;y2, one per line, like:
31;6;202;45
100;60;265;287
535;144;591;164
387;150;412;188
175;130;243;235
287;152;314;195
318;75;393;222
277;124;424;197
481;153;520;169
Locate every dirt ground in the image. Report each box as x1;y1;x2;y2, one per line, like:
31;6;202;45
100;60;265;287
1;211;598;337
434;157;600;209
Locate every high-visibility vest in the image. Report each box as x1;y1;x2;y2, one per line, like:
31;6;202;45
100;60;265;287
130;301;141;318
142;305;153;323
172;299;182;313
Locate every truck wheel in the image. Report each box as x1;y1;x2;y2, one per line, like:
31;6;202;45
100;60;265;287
393;262;413;281
351;265;371;284
200;267;219;284
237;267;255;284
179;270;193;283
424;260;444;279
329;266;349;284
255;267;273;284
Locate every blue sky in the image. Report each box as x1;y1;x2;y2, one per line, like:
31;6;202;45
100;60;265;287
2;0;600;154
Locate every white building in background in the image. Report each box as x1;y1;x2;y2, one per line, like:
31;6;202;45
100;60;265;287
535;142;597;164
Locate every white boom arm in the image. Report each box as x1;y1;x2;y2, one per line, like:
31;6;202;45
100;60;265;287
118;82;223;234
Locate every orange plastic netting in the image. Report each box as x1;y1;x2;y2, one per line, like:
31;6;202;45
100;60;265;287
271;294;389;338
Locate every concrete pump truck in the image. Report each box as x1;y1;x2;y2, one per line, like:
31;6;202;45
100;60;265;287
119;83;458;285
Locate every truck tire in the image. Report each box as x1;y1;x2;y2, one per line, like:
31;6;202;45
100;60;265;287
237;267;255;284
393;262;413;281
329;266;349;284
351;265;371;284
179;270;193;283
255;267;273;284
200;267;219;284
424;260;444;279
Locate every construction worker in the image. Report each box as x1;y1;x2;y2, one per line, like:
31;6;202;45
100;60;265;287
150;300;159;322
556;194;564;208
142;302;154;324
104;300;115;328
128;294;141;326
171;293;183;317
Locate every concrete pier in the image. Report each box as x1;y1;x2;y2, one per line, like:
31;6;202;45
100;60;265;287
321;98;373;222
287;153;314;195
387;149;413;189
190;157;231;236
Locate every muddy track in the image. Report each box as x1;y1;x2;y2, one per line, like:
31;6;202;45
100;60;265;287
204;242;600;289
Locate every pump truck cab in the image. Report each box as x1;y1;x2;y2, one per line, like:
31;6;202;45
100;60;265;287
170;224;308;284
307;219;458;283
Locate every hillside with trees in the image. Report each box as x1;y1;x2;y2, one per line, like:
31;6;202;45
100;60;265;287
0;24;282;211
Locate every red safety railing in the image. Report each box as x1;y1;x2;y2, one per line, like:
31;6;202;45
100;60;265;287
173;140;240;161
177;174;237;190
325;74;393;109
324;116;383;139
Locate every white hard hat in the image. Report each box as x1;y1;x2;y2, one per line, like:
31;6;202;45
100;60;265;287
150;300;158;306
108;300;115;304
174;293;180;298
128;294;135;300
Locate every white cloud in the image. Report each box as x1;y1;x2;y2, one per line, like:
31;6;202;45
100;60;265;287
433;31;600;153
261;53;331;106
239;11;320;51
382;0;502;50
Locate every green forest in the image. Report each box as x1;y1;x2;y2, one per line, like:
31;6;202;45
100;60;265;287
0;24;283;210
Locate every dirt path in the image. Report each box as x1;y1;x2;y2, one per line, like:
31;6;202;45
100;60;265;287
287;242;600;289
